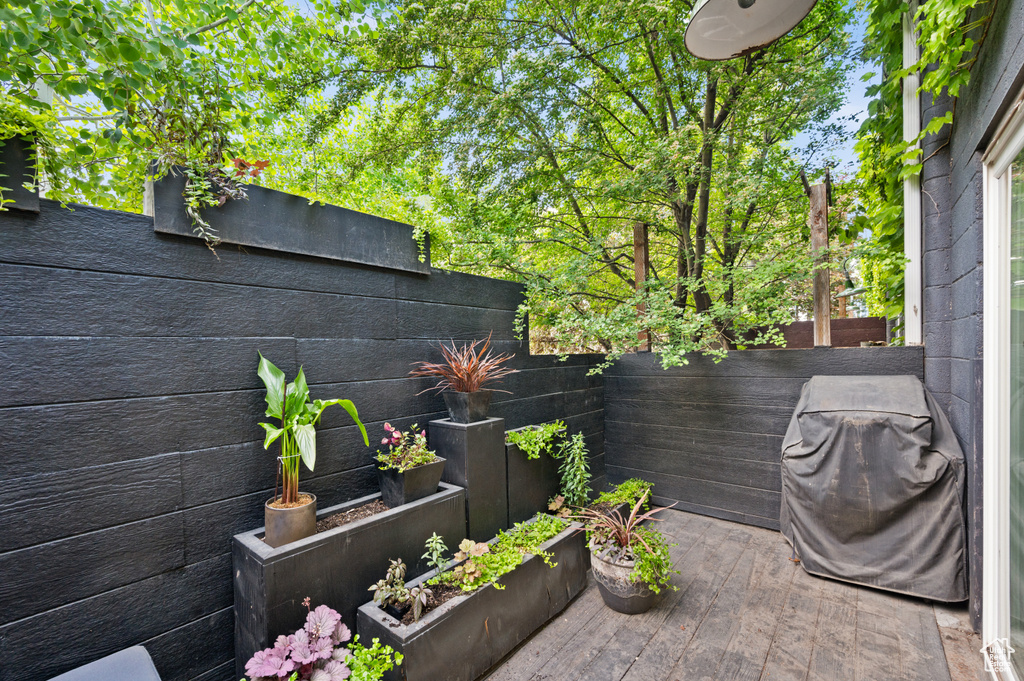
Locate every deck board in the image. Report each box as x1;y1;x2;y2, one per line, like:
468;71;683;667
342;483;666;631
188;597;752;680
484;510;976;681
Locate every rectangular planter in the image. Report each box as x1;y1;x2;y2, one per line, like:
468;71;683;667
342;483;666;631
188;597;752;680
232;483;466;679
429;417;508;541
356;519;588;681
505;425;563;527
149;169;430;273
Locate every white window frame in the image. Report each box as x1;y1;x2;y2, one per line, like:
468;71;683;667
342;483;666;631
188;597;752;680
982;88;1024;681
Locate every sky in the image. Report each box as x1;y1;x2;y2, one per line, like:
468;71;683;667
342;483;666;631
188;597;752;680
791;10;876;178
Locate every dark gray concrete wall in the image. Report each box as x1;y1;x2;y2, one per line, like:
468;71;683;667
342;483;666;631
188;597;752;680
604;347;925;531
0;200;603;681
921;0;1024;629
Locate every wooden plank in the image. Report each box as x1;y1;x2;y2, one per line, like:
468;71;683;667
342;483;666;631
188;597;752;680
394;267;524;310
605;398;793;436
185;661;234;681
0;198;398;299
604;346;924;379
0;264;396;339
605;437;781;492
0;555;232;681
893;597;954;681
143;608;234;681
0;390;263;478
665;532;780;680
809;182;831;348
805;576;859;680
0;514;185;625
605;375;809;408
0;336;296;408
0;454;183;552
710;537;799;681
854;610;902;681
602;466;781;520
618;525;755;681
607;419;784;467
760;567;825;681
394;299;518;341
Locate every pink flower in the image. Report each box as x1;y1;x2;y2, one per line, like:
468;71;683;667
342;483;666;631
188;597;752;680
311;635;335;661
384;422;393;432
305;604;341;640
381;438;389;445
331;622;352;645
245;650;295;679
420;430;426;438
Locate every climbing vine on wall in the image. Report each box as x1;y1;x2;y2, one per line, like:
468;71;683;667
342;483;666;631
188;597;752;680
853;0;990;328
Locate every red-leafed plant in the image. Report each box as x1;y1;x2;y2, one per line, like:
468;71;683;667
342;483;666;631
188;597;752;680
409;333;518;394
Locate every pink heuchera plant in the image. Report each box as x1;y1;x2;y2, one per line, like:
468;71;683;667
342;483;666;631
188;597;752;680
245;599;353;681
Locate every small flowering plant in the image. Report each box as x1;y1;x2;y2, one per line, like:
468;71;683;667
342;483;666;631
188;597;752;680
375;423;437;472
244;598;401;681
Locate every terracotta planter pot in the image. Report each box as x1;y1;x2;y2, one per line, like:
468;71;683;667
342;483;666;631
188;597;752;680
264;494;317;549
590;543;660;614
377;457;446;508
442;390;493;423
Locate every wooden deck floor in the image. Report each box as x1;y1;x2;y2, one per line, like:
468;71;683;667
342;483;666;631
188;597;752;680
485;510;985;681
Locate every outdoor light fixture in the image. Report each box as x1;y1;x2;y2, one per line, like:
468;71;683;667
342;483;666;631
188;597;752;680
836;261;867;298
684;0;819;61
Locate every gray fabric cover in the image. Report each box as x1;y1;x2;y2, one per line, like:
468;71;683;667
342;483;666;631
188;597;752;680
47;646;162;681
780;375;967;602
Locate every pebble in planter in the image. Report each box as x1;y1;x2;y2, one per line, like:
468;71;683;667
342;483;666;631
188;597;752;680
357;515;588;681
376;423;446;507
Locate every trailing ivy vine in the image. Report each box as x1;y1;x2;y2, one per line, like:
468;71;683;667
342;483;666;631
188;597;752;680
853;0;991;328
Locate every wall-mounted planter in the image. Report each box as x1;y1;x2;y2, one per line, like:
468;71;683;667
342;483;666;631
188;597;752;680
232;483;466;679
0;136;40;213
356;520;588;681
429;417;508;541
506;425;563;527
148;168;430;273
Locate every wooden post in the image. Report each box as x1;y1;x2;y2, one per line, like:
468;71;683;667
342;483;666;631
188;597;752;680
808;184;831;347
634;221;651;352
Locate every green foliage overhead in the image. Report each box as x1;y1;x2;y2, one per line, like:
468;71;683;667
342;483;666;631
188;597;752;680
0;0;370;211
853;0;989;329
262;0;854;363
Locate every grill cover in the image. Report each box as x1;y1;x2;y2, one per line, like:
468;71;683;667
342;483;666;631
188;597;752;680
780;375;967;601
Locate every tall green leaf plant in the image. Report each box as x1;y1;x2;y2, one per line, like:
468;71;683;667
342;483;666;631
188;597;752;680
257;353;369;505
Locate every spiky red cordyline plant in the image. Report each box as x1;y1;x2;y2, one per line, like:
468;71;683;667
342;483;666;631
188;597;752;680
409;333;518;394
575;491;674;560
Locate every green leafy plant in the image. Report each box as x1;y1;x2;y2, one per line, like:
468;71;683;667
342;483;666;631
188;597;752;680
435;515;568;592
409;333;518;394
506;421;564;460
577;492;677;594
422;532;449;575
257;353;369;505
553;432;591;507
347;634;404;681
369;558;432;622
375;422;437;472
594;478;653;512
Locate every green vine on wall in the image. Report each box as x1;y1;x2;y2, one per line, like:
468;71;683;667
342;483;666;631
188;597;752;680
853;0;991;328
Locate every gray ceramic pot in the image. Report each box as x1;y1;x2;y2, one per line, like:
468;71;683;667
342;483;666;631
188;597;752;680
264;494;317;548
590;543;659;614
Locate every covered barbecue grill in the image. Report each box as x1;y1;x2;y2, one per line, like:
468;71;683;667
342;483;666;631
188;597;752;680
780;375;967;601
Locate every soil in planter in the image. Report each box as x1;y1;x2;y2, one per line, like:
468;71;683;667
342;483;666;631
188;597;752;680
396;582;465;626
316;500;389;533
268;493;315;510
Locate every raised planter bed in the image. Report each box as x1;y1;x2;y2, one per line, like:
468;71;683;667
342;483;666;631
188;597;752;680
505;425;563;527
356;519;588;681
232;482;466;679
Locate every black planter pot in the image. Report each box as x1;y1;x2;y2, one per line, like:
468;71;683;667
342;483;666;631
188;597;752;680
232;483;467;679
356;518;588;681
377;457;446;508
590;544;661;615
441;390;493;423
505;425;564;527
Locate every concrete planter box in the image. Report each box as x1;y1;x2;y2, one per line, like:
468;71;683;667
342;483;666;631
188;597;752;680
356;519;588;681
505;425;564;527
232;483;466;678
